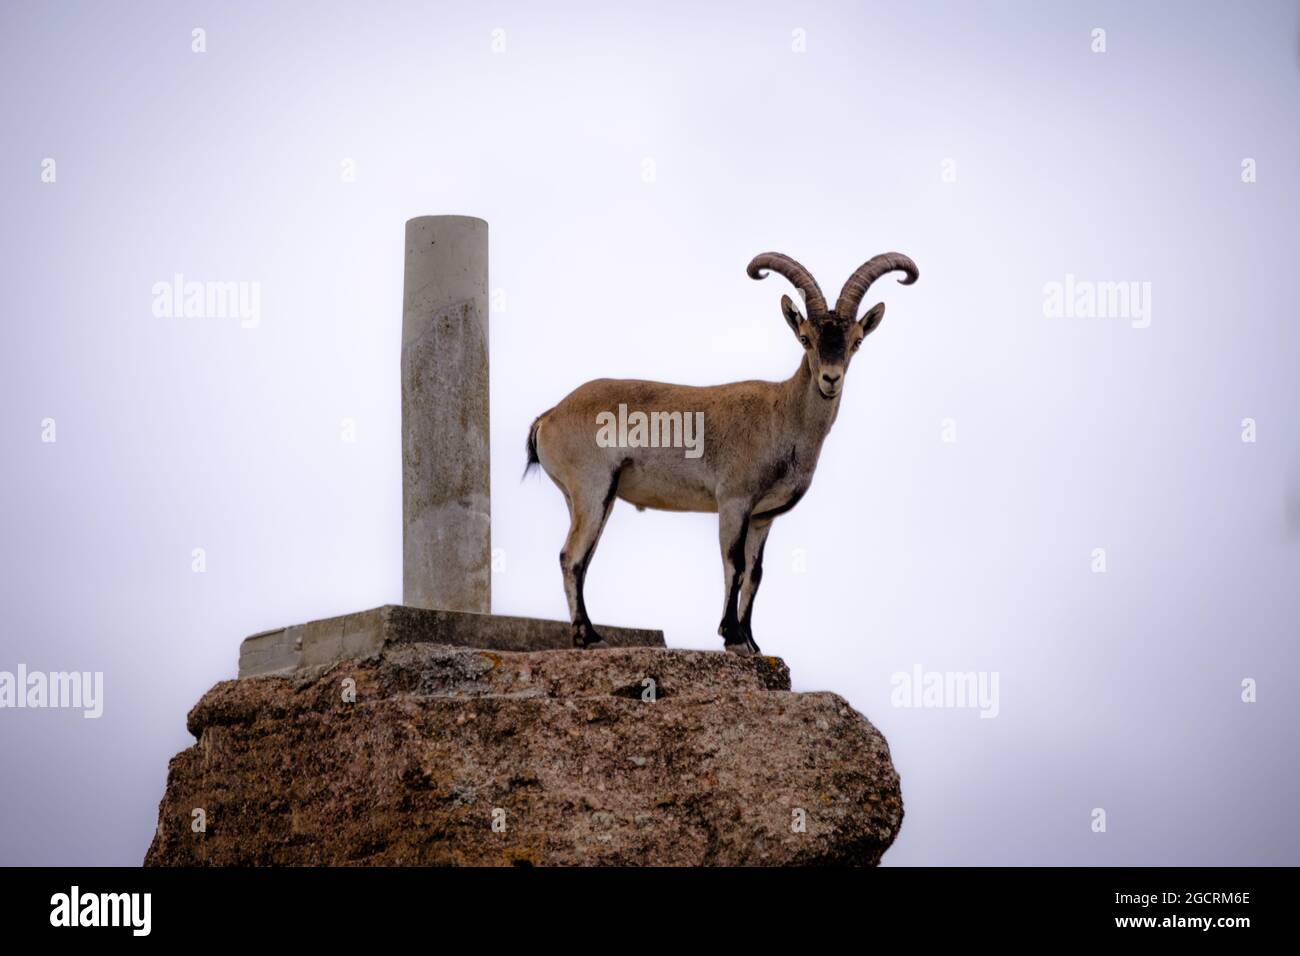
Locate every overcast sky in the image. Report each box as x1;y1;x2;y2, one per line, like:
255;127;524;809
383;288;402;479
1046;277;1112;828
2;0;1298;865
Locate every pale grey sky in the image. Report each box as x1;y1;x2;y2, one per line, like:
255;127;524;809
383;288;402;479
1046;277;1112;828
1;0;1297;865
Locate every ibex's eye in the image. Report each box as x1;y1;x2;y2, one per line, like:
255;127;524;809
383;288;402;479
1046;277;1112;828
851;338;863;351
798;335;811;348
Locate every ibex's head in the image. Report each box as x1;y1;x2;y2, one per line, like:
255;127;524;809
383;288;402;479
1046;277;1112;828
748;252;918;399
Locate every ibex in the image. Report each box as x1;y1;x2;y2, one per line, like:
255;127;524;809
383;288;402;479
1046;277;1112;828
526;252;918;654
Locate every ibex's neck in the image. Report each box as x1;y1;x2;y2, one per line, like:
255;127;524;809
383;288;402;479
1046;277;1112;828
784;354;841;438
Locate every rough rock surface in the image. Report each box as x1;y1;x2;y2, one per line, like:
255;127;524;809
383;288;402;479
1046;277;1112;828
145;645;903;866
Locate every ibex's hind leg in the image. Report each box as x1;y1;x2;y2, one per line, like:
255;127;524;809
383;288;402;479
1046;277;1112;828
716;501;755;654
559;464;624;648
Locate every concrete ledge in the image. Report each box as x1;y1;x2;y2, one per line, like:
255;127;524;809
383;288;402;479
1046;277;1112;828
238;605;665;678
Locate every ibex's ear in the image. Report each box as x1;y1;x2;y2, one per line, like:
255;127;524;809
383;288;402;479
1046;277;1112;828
860;302;886;337
781;294;805;334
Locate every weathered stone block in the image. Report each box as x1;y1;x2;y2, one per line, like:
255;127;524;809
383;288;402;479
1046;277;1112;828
147;645;902;866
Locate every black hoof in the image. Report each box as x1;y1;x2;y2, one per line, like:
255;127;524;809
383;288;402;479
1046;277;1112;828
719;620;760;656
572;624;608;649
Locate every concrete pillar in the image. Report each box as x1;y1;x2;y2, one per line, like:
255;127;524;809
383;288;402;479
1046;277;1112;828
401;215;491;613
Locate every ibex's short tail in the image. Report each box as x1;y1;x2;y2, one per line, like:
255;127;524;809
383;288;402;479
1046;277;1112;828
523;410;551;480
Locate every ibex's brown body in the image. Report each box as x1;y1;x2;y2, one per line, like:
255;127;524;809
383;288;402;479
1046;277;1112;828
527;252;918;653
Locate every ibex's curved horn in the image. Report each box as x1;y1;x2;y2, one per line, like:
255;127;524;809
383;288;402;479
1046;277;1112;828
835;253;918;321
747;253;828;316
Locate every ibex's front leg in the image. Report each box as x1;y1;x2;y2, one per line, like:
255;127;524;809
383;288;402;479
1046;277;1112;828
559;465;624;649
716;500;757;654
734;516;773;654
